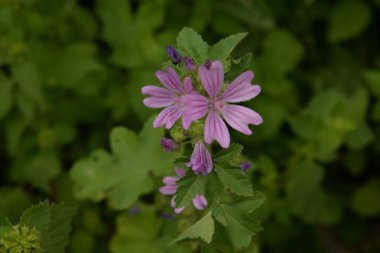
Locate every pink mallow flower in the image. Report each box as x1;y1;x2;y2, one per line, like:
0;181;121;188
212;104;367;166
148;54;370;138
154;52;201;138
159;169;208;213
186;142;213;175
141;68;194;129
187;60;263;148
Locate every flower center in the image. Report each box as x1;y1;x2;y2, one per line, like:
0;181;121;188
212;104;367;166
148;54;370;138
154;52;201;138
209;99;225;111
174;96;186;108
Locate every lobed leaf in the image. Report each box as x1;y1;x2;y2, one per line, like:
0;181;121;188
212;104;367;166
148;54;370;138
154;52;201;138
173;212;215;244
214;164;253;197
175;173;208;209
177;27;208;64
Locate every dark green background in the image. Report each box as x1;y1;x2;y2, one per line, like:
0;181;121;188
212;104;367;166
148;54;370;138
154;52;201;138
0;0;379;252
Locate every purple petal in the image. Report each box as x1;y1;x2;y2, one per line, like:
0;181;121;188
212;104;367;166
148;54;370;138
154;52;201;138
159;185;177;195
141;86;176;108
153;105;182;129
188;142;213;175
155;68;183;94
183;77;193;94
204;110;230;148
221;104;263;135
175;168;186;178
198;60;224;97
220;71;261;103
192;195;208;210
182;94;209;129
162;176;177;185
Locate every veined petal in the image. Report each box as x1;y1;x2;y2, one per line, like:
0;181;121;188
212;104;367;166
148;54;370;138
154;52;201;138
182;94;209;129
155;68;183;93
199;60;224;97
153;105;182;129
220;71;261;103
141;85;176;97
183;76;193;94
222;104;263;135
188;142;213;175
143;97;174;108
204;110;230;148
142;85;176;108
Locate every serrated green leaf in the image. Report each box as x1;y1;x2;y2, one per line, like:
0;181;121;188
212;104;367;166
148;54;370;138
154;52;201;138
175;173;207;209
211;192;265;227
173;212;214;244
225;53;252;81
213;143;243;164
232;192;266;214
208;33;247;70
177;27;208;64
214;164;253;197
71;116;176;209
42;204;76;253
328;0;371;43
19;200;51;232
224;210;262;249
211;194;265;249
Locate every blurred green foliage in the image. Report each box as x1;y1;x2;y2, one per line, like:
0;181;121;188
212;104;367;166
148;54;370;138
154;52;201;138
0;0;379;252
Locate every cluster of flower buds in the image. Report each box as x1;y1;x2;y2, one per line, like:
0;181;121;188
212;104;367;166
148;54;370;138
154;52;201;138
142;45;262;213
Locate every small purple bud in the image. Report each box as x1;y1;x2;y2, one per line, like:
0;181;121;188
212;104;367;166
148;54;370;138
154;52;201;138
186;142;213;175
240;161;251;175
185;57;196;70
161;137;178;152
204;59;211;69
167;45;182;65
192;195;208;210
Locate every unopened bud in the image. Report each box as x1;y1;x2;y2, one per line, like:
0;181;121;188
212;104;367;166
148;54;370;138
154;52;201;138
167;45;182;65
185;57;196;70
161;137;178;152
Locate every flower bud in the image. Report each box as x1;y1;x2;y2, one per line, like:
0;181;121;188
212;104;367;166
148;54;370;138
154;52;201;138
161;137;178;152
185;57;196;70
204;59;211;69
167;45;182;65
